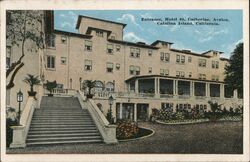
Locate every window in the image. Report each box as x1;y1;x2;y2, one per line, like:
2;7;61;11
130;47;140;58
46;34;55;47
84;59;92;71
61;36;67;43
135;66;140;75
60;57;66;65
188;56;192;62
129;65;140;75
106;82;114;92
212;61;219;69
47;55;55;69
198;74;206;80
116;63;120;70
106;62;113;73
6;46;11;69
148;50;152;56
176;71;184;77
96;30;103;37
160;69;169;76
198;59;206;67
176;55;180;63
212;75;219;81
148;67;152;73
116;45;121;52
181;55;185;63
85;40;92;51
160;52;170;62
111;36;115;40
107;44;114;54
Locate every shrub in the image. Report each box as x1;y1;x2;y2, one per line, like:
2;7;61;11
116;120;139;140
158;109;173;121
6;107;18;147
175;112;185;120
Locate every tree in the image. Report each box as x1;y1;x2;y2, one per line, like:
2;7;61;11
6;10;44;90
23;74;41;96
44;80;57;96
224;43;243;98
83;80;96;98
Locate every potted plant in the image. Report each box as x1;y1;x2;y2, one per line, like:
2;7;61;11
45;80;57;97
23;74;41;97
83;80;96;98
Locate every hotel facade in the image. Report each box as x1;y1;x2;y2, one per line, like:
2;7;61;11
6;12;243;122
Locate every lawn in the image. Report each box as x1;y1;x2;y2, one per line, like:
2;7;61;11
6;121;243;154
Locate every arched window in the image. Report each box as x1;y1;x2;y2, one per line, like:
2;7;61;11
106;82;114;92
94;80;104;92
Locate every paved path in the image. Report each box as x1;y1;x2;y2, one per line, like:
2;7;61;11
7;121;243;154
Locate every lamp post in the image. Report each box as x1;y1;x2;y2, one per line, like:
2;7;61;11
17;90;23;126
79;77;82;90
108;95;114;124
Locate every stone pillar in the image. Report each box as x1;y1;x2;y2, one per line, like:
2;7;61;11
134;103;137;122
206;83;210;97
176;80;178;95
233;89;238;99
135;79;139;93
220;84;224;98
192;81;195;96
120;103;123;119
157;78;160;94
154;78;157;95
10;126;26;148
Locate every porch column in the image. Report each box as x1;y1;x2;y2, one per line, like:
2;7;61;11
174;80;178;95
154;78;157;94
135;79;139;93
120;103;123;119
220;84;224;98
206;83;210;97
233;89;238;99
134;104;137;122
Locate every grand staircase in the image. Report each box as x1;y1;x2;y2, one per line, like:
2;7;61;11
26;96;102;146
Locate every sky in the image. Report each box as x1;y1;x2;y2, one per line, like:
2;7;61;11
54;10;243;58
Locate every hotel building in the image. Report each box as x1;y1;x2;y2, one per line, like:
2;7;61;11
6;12;243;122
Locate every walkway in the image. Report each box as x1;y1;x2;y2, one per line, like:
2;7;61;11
7;121;243;154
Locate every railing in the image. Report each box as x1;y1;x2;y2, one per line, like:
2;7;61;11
178;95;190;99
160;94;174;98
78;91;117;144
44;88;77;96
195;96;207;100
10;97;36;148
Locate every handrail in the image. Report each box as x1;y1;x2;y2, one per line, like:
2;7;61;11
10;97;36;148
20;97;36;142
77;91;117;144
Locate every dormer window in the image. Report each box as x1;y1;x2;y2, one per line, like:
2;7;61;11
96;30;103;37
111;36;116;40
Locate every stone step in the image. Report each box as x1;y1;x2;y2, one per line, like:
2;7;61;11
31;122;94;125
30;124;96;128
27;136;102;142
26;139;102;146
33;115;91;118
27;132;100;138
29;126;97;131
28;129;99;135
31;118;92;121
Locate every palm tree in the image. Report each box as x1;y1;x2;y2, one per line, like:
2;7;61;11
83;80;96;98
23;74;40;96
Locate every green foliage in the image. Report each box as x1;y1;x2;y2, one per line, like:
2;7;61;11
6;11;44;90
23;74;40;92
6;107;18;147
175;112;185;120
224;43;243;97
83;80;96;97
116;120;139;140
45;80;57;94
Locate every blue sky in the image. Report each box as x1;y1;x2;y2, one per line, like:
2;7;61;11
54;10;242;58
